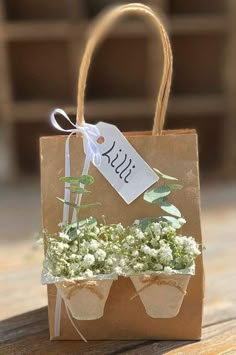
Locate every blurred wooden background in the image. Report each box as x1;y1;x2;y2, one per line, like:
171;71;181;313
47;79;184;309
0;0;236;180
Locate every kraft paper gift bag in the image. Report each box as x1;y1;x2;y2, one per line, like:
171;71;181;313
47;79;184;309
40;3;204;341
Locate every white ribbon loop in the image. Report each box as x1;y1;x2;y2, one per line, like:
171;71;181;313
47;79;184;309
50;108;101;339
50;109;101;165
50;108;78;132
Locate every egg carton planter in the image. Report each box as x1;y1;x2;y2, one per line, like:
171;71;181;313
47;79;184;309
130;272;192;318
56;278;114;320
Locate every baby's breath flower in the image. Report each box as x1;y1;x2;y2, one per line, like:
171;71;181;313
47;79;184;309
106;258;113;266
158;245;173;264
155;263;163;271
126;235;135;245
175;236;184;246
59;232;70;241
71;263;80;272
57;242;69;252
151;222;161;234
90;239;100;251
114;266;123;275
71;244;78;253
149;249;158;258
70;253;78;261
83;254;95;266
161;227;169;235
122;242;130;250
77;230;84;238
141;245;151;255
150;236;160;247
119;258;128;267
95;249;106;262
178;218;186;226
84;269;94;278
132;250;139;257
112;245;119;252
133;262;144;271
136;230;145;240
116;223;124;232
183;237;201;255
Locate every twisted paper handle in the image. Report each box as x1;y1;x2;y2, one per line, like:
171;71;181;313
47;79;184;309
76;3;172;135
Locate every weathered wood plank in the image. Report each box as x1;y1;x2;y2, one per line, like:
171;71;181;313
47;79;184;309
201;183;236;327
0;308;236;354
0;307;146;354
124;319;236;354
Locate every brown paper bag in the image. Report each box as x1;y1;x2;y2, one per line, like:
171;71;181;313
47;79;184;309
41;3;204;340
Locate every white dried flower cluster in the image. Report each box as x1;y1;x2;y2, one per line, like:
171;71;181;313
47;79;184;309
43;217;201;280
119;220;201;276
43;218;124;279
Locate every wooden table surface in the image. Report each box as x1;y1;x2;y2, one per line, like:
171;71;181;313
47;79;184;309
0;307;235;354
1;183;236;354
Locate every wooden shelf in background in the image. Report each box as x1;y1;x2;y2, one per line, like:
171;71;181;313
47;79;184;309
0;22;86;40
9;95;227;122
1;21;152;41
168;94;226;115
11;100;65;121
0;15;228;42
10;99;154;122
1;21;154;41
170;15;229;34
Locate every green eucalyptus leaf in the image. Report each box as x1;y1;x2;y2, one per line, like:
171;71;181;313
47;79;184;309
60;176;81;184
64;222;77;232
68;230;78;241
158;199;181;217
79;218;97;227
162;216;182;229
153;168;178;181
144;186;171;203
166;184;183;190
65;186;90;194
60;175;94;185
138;217;162;231
57;197;100;210
79;202;101;209
78;175;95;185
56;197;78;208
63;224;77;240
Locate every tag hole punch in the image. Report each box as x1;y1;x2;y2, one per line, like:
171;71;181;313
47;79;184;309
97;136;105;144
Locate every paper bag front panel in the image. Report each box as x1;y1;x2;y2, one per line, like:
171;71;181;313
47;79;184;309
40;131;204;340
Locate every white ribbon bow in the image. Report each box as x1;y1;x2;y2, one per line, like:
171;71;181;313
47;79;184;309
51;108;101;165
50;108;101;340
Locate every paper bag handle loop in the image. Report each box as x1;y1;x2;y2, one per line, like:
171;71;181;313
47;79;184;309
76;3;173;135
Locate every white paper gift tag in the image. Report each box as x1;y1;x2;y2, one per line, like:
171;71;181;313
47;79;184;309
95;122;159;204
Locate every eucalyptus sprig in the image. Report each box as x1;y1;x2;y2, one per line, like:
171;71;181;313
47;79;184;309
143;168;184;228
57;174;100;228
